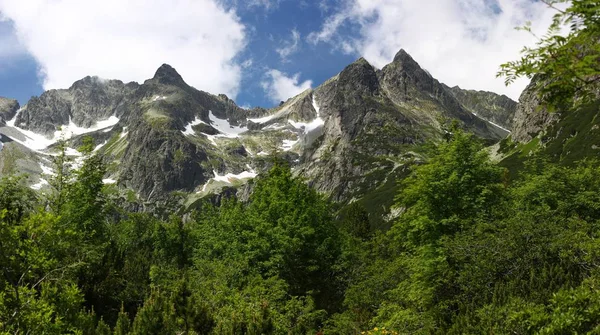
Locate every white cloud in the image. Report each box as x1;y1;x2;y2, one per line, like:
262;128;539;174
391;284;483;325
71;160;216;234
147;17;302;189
0;0;246;98
307;10;350;45
241;58;254;69
261;69;312;103
247;0;281;10
223;0;282;11
276;29;301;61
308;0;562;100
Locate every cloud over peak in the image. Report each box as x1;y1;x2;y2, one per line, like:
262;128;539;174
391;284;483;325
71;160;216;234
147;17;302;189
261;69;312;103
0;0;247;98
308;0;560;100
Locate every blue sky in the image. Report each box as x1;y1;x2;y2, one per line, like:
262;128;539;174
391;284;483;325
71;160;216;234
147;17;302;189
0;0;558;109
229;0;358;108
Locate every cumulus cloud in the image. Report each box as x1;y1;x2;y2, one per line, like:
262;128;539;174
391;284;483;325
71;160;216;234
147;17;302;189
276;29;301;61
0;0;246;98
261;69;312;103
308;0;561;100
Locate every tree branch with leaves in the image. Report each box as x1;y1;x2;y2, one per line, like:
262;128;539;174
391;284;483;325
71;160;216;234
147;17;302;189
497;0;600;109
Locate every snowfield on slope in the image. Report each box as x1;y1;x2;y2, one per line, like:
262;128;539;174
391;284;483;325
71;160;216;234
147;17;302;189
6;109;120;152
182;116;207;136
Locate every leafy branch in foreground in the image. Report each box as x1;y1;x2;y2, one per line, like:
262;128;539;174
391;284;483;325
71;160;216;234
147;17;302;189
497;0;600;108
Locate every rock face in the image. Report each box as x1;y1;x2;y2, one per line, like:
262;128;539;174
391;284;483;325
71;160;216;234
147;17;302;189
14;77;138;136
510;78;560;143
499;76;600;167
0;50;517;212
446;85;517;131
0;98;19;124
296;50;511;203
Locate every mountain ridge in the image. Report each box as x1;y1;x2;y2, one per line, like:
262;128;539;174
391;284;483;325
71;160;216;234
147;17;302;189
0;49;517;217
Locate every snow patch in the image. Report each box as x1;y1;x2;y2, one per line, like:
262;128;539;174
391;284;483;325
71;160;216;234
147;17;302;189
199;167;258;193
103;179;117;184
281;139;299;151
208;111;247;137
287;96;324;134
64;147;83;156
247;107;288;125
120;127;129;139
93;141;108;152
152;95;167;102
39;163;55;176
199;111;249;146
5;110;120;152
54;116;120;139
263;123;287;131
6;109;58;151
248;114;276;124
486;120;511;133
470;112;511;133
182;116;206;136
202;134;218;146
212;169;257;183
30;179;48;190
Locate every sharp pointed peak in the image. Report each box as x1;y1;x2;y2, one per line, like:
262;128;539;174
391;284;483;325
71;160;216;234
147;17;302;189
392;48;416;63
355;57;370;64
152;64;186;86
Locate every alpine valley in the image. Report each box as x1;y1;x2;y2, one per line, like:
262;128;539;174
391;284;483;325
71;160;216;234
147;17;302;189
4;0;600;331
0;49;517;220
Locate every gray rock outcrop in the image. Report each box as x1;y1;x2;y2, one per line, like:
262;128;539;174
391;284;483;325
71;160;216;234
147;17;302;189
0;98;19;124
0;49;518;209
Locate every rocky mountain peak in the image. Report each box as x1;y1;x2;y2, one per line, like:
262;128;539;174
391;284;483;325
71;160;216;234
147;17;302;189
338;57;380;95
151;64;187;87
0;48;520;211
392;48;413;63
70;76;110;89
388;48;424;76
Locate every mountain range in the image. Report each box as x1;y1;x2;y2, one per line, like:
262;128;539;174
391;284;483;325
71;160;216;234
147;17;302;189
0;49;519;219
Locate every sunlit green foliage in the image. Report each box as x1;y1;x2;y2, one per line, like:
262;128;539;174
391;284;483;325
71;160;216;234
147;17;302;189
1;3;599;328
498;0;600;108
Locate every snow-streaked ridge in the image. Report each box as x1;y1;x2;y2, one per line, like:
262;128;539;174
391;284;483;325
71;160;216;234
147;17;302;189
5;109;120;152
471;112;511;133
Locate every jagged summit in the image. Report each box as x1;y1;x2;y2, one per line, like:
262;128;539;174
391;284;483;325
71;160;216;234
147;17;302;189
392;48;414;62
0;49;518;212
353;57;372;65
387;48;422;75
338;56;380;95
152;64;187;87
70;76;108;88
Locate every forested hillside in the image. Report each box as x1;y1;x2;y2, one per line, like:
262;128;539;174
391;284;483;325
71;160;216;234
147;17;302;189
3;125;600;334
1;0;600;334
